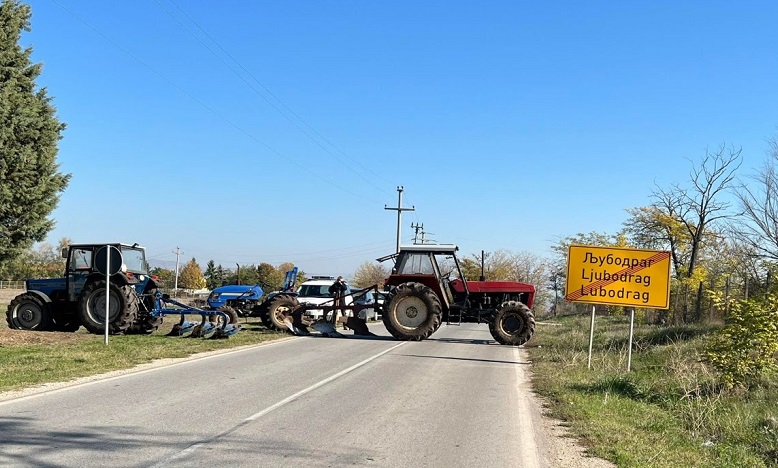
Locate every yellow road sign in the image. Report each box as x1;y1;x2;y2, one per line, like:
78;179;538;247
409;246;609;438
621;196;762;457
565;245;671;309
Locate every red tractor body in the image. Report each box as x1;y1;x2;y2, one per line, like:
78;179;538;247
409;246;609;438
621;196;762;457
380;244;536;345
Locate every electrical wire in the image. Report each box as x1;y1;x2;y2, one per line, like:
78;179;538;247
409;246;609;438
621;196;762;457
50;0;366;201
158;0;395;194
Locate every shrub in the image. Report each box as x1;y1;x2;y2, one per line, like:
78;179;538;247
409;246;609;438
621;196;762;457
705;293;778;389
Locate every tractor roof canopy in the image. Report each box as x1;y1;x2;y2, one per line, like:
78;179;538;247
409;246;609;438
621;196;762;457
398;244;458;254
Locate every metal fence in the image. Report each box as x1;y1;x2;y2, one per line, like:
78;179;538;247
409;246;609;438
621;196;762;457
0;280;25;289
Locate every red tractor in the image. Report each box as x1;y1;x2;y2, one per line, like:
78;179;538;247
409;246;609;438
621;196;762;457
379;244;536;345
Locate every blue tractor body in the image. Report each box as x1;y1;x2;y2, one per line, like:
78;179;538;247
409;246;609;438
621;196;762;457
207;267;300;320
6;243;162;334
25;278;67;299
207;284;264;316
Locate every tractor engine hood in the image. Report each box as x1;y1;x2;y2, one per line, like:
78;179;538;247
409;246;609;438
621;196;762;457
450;278;536;294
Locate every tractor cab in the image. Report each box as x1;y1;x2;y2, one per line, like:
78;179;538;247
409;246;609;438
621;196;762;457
63;243;151;301
383;244;468;311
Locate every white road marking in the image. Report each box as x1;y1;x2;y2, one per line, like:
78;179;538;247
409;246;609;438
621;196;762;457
151;341;407;467
514;346;541;468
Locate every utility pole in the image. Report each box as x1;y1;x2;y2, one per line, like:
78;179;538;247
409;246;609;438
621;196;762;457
385;186;415;253
173;247;182;293
411;222;424;244
420;228;435;244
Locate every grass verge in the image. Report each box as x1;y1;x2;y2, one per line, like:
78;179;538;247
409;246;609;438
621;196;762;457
0;313;289;393
528;314;778;467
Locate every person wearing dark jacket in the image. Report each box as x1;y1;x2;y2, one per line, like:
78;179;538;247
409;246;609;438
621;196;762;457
328;276;348;327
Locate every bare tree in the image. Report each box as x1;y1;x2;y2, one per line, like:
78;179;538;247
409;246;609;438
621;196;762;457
626;145;741;280
352;261;389;288
733;136;778;261
623;146;741;322
680;145;742;278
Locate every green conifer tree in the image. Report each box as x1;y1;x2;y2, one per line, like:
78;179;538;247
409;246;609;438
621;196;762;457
0;1;69;270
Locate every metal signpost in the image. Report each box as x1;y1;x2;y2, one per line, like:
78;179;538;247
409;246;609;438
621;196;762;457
565;245;671;371
94;246;123;345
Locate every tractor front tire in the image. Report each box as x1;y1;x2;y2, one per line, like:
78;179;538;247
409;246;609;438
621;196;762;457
6;293;53;331
209;306;238;325
489;301;535;346
77;281;139;335
382;282;442;341
265;294;299;332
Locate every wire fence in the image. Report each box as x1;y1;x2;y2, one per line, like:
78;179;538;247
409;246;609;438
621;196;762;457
0;280;25;289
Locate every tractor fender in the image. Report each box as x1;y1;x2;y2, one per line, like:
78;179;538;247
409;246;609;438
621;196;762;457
20;289;53;304
146;276;162;290
84;272;130;287
140;276;161;292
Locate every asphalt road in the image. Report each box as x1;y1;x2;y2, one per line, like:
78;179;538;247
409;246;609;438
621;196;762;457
0;322;552;467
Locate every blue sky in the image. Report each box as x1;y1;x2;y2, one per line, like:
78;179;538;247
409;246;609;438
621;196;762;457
20;0;778;275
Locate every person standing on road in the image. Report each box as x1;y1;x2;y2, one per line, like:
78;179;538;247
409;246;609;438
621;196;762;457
328;276;348;328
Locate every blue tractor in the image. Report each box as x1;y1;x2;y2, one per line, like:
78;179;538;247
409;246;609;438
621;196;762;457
6;243;163;334
206;284;265;318
206;267;298;330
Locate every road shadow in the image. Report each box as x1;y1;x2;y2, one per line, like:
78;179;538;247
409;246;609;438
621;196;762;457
0;415;380;467
396;353;527;366
427;337;495;345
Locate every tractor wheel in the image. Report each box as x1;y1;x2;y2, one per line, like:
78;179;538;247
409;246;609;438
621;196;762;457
252;302;269;319
77;281;139;335
126;316;161;335
258;308;273;329
126;287;163;335
382;282;442;341
215;306;238;324
489;301;536;346
6;293;54;331
265;294;298;332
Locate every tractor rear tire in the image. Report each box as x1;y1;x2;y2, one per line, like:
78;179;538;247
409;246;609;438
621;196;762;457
489;301;535;346
127;287;163;335
77;281;138;335
382;282;442;341
265;294;298;332
6;293;54;331
252;302;271;325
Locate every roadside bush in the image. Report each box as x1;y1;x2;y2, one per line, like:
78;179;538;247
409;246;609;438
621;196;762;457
705;293;778;389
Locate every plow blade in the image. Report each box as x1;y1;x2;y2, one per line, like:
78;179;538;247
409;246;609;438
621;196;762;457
167;320;197;337
190;321;217;338
283;318;309;336
343;317;377;337
310;319;344;338
211;324;242;339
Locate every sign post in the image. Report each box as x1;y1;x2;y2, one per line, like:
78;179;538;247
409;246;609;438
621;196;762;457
565;245;671;371
94;246;123;345
587;305;595;369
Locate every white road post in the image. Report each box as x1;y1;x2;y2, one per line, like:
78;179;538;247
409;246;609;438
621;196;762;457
587;305;595;369
104;251;110;345
627;308;635;372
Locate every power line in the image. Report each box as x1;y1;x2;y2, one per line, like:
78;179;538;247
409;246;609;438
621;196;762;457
50;0;366;201
385;186;415;253
172;246;183;290
155;0;393;197
411;222;424;244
